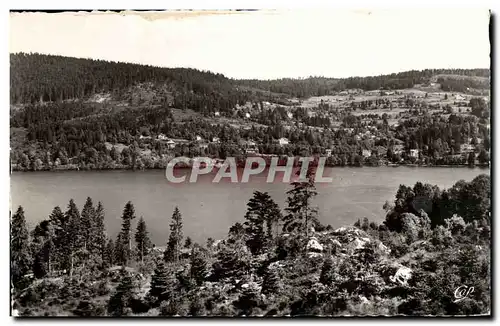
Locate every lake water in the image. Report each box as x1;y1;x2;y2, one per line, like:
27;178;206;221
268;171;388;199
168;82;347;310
10;167;489;245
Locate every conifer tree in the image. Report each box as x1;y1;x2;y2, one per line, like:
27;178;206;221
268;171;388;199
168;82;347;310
118;201;136;266
11;206;31;288
93;202;107;261
148;260;170;306
103;238;115;268
320;256;334;285
189;247;207;286
80;197;95;253
184;237;193;248
262;267;281;294
80;197;95;270
164;207;183;263
107;269;136;316
135;217;152;264
48;206;66;271
114;233;126;266
283;167;318;236
243;191;282;254
65;199;82;277
213;243;250;280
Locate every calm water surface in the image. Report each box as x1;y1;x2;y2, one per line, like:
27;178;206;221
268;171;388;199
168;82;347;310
10;167;489;245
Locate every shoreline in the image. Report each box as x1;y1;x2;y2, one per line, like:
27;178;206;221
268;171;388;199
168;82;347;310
10;163;490;173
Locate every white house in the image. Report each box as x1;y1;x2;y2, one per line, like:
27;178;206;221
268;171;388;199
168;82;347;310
212;137;220;143
196;135;203;142
455;94;466;101
460;144;475;154
166;139;176;149
278;138;289;146
214;111;220;117
409;149;419;158
325;149;333;157
158;133;168;141
139;135;151;140
245;113;251;119
362;149;372;158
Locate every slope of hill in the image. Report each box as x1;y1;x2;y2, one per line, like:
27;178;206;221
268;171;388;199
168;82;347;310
11;53;490;105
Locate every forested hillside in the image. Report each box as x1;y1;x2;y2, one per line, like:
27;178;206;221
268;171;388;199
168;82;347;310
236;69;490;98
11;53;490;104
11;172;491;316
9;53;491;172
10;53;257;113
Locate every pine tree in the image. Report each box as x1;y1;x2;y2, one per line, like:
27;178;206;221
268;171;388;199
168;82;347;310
107;269;136;316
189;248;207;286
103;238;115;268
114;233;126;266
80;197;95;270
93;202;107;261
11;206;31;288
164;207;183;263
135;217;152;264
48;206;66;272
213;243;250;280
243;191;282;254
262;267;281;295
65;199;82;277
283;167;318;236
148;260;170;306
80;197;95;253
30;221;52;278
118;201;136;266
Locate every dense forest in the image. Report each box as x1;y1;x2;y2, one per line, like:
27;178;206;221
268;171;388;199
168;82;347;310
11;53;490;104
11;172;491;316
237;69;490;97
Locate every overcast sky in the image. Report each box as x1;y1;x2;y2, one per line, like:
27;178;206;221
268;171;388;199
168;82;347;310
9;9;491;79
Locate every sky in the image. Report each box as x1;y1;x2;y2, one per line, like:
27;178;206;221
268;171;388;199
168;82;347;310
9;9;491;79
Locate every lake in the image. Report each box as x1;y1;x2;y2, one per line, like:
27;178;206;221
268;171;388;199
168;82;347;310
10;166;489;245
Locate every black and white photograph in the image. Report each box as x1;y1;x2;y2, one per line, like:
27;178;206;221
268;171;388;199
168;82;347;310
9;8;491;317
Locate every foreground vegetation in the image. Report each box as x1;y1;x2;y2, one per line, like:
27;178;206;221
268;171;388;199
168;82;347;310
11;172;490;316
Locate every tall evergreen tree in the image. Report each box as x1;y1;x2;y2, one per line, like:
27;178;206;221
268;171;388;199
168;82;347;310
103;238;115;268
262;267;281;295
283;167;319;236
148;260;170;306
115;233;126;266
118;201;136;266
65;199;82;277
48;206;66;271
135;217;152;264
164;207;183;263
93;202;107;261
243;191;282;254
107;269;137;316
11;206;31;288
319;256;334;285
80;197;95;270
189;247;207;286
80;197;95;252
